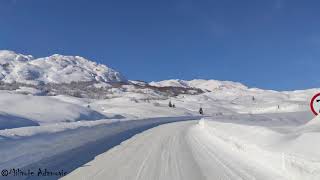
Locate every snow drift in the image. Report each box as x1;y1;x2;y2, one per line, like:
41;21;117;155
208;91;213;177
0;91;107;126
0;113;39;130
195;115;320;180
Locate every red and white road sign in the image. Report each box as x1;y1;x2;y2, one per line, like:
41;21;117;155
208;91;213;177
310;93;320;116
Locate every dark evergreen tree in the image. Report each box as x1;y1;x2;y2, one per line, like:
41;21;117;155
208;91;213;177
199;107;203;115
168;101;172;107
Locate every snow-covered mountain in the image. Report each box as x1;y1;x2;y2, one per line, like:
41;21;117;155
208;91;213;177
0;50;318;108
0;50;126;85
149;79;248;91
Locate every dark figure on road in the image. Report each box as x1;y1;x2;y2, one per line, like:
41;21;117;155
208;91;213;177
199;107;203;115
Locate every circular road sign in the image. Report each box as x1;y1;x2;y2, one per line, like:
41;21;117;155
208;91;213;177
310;93;320;116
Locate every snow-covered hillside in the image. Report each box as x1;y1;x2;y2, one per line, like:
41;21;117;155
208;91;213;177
149;79;247;91
149;79;319;114
0;50;126;85
0;91;108;130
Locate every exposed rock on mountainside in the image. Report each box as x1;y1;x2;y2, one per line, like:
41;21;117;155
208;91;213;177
0;50;126;85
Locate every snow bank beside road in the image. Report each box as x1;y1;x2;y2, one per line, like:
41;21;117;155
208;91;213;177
196;115;320;180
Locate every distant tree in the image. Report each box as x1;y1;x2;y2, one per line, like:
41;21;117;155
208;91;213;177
252;96;255;101
199;107;204;115
172;104;176;108
169;101;173;107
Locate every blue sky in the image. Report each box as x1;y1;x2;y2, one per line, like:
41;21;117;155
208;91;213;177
0;0;319;90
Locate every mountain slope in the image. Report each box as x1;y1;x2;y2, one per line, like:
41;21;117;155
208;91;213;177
0;50;126;84
149;79;247;91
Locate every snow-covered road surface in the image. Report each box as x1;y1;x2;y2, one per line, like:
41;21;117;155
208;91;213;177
63;120;289;180
0;117;200;180
63;121;203;180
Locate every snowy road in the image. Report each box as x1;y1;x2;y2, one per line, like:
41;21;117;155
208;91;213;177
63;120;288;180
63;121;203;180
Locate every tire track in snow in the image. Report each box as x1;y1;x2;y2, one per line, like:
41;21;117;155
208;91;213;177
63;120;203;180
64;119;290;180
